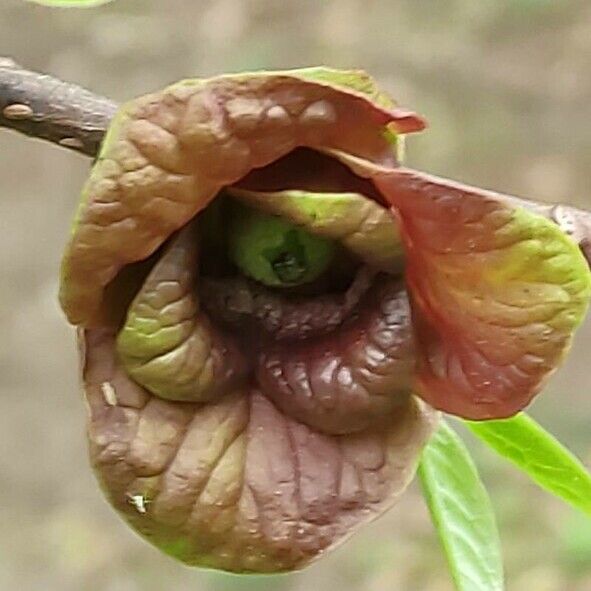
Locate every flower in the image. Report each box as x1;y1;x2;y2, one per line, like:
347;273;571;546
59;68;591;572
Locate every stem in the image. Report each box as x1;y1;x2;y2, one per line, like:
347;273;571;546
0;57;117;157
0;56;589;263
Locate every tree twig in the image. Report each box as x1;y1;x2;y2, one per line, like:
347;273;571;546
0;56;589;263
0;57;117;157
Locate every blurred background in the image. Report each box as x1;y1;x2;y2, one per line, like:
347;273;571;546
1;0;590;589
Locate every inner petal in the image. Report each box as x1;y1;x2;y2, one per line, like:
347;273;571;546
256;276;416;435
227;184;403;273
200;266;376;342
116;222;249;402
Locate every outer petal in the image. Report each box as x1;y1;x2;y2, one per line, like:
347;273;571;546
379;171;590;418
60;70;424;327
328;153;591;419
292;67;397;108
81;329;437;572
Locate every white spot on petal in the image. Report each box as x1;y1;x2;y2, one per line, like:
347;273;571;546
128;494;149;514
337;366;354;387
101;382;118;406
300;100;337;125
265;104;290;125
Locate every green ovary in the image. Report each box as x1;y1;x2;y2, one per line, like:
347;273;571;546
228;205;336;288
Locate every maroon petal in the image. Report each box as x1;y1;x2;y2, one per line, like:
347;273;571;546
257;277;416;434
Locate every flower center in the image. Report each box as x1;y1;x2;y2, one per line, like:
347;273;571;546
227;203;336;288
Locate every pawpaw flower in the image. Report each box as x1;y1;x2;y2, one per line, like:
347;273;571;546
59;68;591;572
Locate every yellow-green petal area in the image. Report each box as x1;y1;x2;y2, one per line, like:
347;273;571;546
115;223;248;402
291;67;396;108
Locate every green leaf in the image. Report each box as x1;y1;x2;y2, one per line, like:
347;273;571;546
465;413;591;516
26;0;114;6
419;421;504;591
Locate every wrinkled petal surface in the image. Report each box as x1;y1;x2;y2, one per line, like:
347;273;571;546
378;171;591;418
257;277;416;434
116;223;248;401
82;329;437;572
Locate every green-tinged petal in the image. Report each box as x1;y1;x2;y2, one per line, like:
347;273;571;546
465;413;591;516
290;67;425;135
324;152;591;419
60;69;423;326
419;421;504;591
376;171;591;419
227;187;404;272
116;223;248;401
292;67;419;156
292;67;396;108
